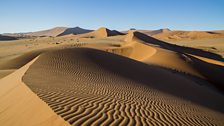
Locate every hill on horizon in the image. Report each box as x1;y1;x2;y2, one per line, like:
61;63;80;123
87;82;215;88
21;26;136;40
25;27;92;37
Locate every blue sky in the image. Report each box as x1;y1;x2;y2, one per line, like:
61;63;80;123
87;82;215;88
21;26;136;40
0;0;224;33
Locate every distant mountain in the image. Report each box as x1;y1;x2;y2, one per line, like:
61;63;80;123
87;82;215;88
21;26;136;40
25;27;92;37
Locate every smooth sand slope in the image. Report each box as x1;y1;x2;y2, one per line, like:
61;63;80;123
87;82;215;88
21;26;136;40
22;48;224;126
77;27;124;38
137;29;224;41
123;31;204;77
122;31;224;89
137;29;224;56
57;27;93;36
26;27;92;37
0;57;70;126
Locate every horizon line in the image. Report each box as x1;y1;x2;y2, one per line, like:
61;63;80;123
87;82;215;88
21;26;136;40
1;26;224;34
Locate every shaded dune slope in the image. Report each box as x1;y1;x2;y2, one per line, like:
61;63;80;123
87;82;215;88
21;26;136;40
0;35;17;41
133;31;224;61
57;27;92;36
0;50;43;70
138;28;171;36
152;30;224;40
188;55;224;90
123;31;224;90
77;27;124;38
23;48;224;126
105;31;203;78
26;27;92;37
27;27;67;37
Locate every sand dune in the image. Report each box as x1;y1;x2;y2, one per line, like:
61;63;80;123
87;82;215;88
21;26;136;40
0;35;17;41
0;50;43;70
27;27;67;37
123;31;224;89
82;30;224;89
152;30;224;41
136;29;224;41
138;28;171;36
0;27;224;126
77;27;124;38
27;27;123;38
0;57;70;126
57;27;92;36
123;29;224;56
0;69;15;79
26;27;92;37
21;48;224;125
104;31;204;78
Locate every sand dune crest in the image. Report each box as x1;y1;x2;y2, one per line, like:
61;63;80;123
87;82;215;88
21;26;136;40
22;48;224;126
0;57;70;126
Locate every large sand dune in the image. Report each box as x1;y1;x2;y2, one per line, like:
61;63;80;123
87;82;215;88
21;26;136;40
26;27;92;37
0;27;224;126
132;31;224;88
0;57;70;126
21;48;224;125
77;27;124;38
137;29;224;41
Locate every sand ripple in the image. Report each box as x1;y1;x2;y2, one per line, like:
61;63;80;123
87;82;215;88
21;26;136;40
23;48;224;126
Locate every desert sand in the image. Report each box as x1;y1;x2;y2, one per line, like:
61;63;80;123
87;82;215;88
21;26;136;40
0;27;224;126
138;29;224;56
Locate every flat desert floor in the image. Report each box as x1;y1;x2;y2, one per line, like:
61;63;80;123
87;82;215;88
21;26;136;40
0;28;224;126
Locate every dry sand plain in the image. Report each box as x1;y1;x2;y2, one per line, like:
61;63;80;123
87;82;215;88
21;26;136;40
0;27;224;126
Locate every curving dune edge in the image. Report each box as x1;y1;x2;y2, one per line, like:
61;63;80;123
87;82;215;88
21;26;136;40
0;29;224;126
0;57;70;126
20;48;224;126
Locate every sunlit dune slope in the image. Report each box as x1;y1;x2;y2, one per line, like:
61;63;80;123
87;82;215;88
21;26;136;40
0;57;70;126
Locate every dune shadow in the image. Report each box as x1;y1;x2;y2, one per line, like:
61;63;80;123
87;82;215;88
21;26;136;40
0;50;44;70
0;35;17;41
107;30;125;36
57;27;93;36
187;54;224;91
86;48;224;113
134;32;224;62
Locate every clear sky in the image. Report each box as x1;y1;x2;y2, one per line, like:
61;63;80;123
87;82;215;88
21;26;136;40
0;0;224;33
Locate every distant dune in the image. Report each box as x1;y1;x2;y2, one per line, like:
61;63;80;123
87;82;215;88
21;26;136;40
0;35;17;41
26;27;92;37
127;31;224;88
0;27;224;126
57;27;93;36
122;30;204;77
26;27;67;37
154;31;224;40
77;27;124;38
136;29;224;41
138;28;171;36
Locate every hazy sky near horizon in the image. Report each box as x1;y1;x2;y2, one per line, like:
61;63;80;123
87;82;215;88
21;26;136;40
0;0;224;33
